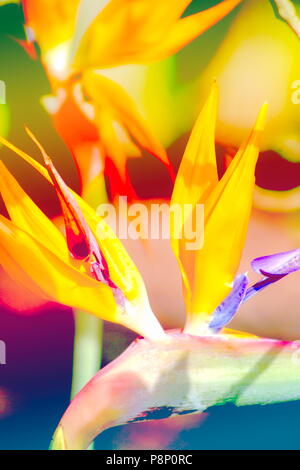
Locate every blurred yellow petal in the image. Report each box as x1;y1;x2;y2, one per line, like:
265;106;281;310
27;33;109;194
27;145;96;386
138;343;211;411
72;0;189;68
0;160;67;259
253;185;300;212
72;0;242;68
170;84;218;309
150;0;244;61
0;134;51;182
81;72;170;171
96;107;129;181
23;0;80;52
222;328;259;339
184;103;268;334
71;143;108;209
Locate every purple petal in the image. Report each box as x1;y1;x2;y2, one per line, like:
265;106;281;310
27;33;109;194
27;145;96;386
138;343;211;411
251;248;300;276
209;274;248;333
244;273;286;303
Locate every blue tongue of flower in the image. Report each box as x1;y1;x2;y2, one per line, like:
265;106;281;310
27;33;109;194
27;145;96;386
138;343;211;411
251;248;300;276
209;247;300;333
245;248;300;302
209;274;248;333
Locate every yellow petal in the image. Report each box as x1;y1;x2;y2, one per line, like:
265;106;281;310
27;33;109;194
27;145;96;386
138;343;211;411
222;327;259;339
0;214;118;321
170;83;219;310
253;185;300;213
81;72;170;170
0;136;162;337
0;160;67;259
0;134;51;182
77;200;148;305
0;241;51;301
149;0;244;61
26;128;149;305
49;425;67;450
184;103;268;334
72;0;192;69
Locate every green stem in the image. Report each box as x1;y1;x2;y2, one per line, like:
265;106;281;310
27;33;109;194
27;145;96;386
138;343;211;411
71;310;103;450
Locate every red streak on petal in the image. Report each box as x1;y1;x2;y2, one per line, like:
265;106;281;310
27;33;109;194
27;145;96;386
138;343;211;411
25;129;116;288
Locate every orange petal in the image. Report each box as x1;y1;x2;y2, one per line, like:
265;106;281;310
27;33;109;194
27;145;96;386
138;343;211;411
150;0;244;61
71;0;192;68
81;72;171;171
72;0;243;67
23;0;80;52
25;128;115;287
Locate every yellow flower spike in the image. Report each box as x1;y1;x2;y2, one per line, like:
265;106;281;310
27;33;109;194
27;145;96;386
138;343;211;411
184;102;268;334
0;134;165;340
72;0;244;69
170;83;219;310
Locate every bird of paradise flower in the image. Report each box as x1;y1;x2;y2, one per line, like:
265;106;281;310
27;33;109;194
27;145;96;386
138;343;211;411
1;85;300;449
20;0;244;200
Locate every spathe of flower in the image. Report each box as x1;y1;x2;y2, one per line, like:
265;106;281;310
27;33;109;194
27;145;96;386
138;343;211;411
50;332;300;450
0;131;165;340
48;87;300;450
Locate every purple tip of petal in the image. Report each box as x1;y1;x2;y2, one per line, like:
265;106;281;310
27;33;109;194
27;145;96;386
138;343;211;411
209;274;248;333
251;248;300;276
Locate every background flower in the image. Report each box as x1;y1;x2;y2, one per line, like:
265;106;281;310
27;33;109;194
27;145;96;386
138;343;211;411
1;0;300;450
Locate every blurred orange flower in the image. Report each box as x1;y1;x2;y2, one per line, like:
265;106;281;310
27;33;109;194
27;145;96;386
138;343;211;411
21;0;243;200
